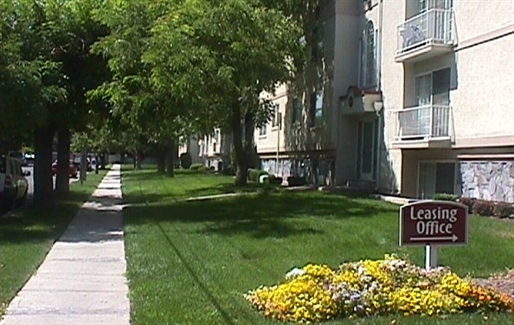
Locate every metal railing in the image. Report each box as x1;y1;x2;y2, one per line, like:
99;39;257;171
397;9;454;55
394;105;452;141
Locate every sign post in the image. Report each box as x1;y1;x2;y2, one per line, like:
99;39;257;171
399;200;468;270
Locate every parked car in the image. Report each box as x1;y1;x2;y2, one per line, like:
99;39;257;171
52;160;78;178
0;155;30;212
24;153;35;165
72;156;92;171
8;151;28;166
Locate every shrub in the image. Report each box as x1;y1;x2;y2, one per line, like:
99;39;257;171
179;153;192;169
190;163;204;170
493;201;514;218
458;197;476;212
473;199;495;216
269;176;283;185
287;176;306;187
248;168;268;182
434;193;459;202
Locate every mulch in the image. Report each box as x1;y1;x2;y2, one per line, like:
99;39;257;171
473;270;514;298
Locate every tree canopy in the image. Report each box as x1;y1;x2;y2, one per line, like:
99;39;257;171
1;0;313;197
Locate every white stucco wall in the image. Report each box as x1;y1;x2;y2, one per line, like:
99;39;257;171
380;0;514;195
452;33;514;142
379;0;405;193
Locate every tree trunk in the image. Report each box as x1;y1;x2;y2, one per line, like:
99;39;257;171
100;152;106;169
79;148;87;183
165;140;176;177
33;124;56;209
231;102;247;186
135;150;143;169
244;111;257;169
55;128;71;194
156;153;165;174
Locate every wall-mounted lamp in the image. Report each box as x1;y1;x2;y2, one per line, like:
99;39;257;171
373;101;384;116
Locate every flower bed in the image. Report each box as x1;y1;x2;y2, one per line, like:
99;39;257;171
244;255;514;323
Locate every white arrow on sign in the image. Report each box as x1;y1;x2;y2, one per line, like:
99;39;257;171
410;234;458;242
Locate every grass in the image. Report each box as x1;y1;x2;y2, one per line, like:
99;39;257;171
121;166;514;325
0;170;108;316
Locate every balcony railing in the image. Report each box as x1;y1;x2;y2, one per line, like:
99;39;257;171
396;9;454;57
393;105;453;142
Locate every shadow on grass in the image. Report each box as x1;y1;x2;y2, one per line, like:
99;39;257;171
0;184;106;244
123;191;398;239
123;174;271;205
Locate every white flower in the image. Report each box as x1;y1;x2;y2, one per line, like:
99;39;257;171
357;266;367;276
285;267;306;280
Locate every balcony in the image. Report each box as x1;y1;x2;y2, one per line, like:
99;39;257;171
392;105;453;149
395;9;454;63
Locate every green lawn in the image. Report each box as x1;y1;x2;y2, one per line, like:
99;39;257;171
122;167;514;325
0;170;108;316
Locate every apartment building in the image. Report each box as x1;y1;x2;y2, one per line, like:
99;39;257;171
177;130;233;171
177;136;203;165
257;0;514;201
383;0;514;201
256;0;384;187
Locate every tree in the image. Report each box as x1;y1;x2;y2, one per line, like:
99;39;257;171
145;0;303;185
91;0;192;176
0;0;110;206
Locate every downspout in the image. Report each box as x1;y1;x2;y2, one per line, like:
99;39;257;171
375;0;384;193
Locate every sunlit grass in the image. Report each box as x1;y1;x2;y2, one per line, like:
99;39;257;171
122;166;514;325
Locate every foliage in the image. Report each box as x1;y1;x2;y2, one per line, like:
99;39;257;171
189;163;206;171
494;202;514;218
90;0;192;156
179;153;193;169
458;197;477;212
248;169;269;182
144;0;303;184
473;200;496;217
0;0;65;143
245;256;514;323
433;193;459;202
287;176;307;187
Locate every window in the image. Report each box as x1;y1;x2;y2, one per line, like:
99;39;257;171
309;91;323;127
418;162;457;199
419;0;453;12
360;21;377;88
259;124;267;136
272;104;281;128
415;67;451;106
292;98;303;123
414;67;451;137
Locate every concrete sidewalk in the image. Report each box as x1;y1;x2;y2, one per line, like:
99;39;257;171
0;165;130;325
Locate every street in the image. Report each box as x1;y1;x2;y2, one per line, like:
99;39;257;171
0;167;80;216
22;166;34;195
22;166;79;196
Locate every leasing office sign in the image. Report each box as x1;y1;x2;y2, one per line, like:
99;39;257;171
399;201;468;246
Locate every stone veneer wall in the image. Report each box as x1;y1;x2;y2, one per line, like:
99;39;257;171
460;161;514;203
